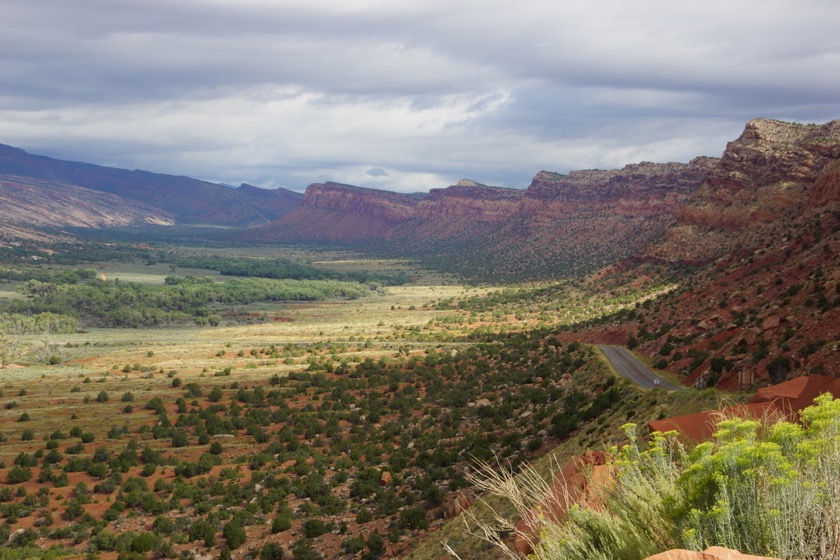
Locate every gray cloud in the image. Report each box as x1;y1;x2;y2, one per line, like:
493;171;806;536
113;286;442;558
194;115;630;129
1;0;838;192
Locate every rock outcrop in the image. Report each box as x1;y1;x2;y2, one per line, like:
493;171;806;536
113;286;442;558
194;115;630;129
513;450;609;555
443;493;474;519
524;159;715;209
649;375;840;441
810;158;840;205
643;547;780;560
677;119;840;232
635;118;840;276
415;180;522;222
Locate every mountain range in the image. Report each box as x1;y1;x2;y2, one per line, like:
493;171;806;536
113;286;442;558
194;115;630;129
0;143;303;229
1;118;839;391
2;119;839;280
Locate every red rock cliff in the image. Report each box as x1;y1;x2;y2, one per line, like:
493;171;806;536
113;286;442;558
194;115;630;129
679;119;840;231
303;182;419;222
520;159;716;219
414;180;523;222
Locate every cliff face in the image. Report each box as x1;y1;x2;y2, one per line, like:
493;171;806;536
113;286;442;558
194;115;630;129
630;119;840;269
600;119;840;391
810;159;840;206
253;119;840;283
677;119;840;231
414;180;523;222
303;182;419;222
526;159;715;203
250;159;716;279
521;159;717;219
259;160;714;243
707;119;840;192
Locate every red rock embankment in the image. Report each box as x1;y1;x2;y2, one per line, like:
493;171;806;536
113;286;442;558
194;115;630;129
644;547;780;560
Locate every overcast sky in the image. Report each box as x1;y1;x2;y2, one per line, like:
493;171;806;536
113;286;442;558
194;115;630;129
1;0;838;193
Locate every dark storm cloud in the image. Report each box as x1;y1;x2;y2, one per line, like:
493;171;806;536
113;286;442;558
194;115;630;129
1;0;838;192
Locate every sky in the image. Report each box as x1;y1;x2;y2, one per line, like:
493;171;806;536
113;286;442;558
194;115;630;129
1;0;839;193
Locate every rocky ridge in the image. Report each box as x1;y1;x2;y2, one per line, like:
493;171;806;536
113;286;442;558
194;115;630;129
587;119;840;390
267;159;716;237
251;159;716;279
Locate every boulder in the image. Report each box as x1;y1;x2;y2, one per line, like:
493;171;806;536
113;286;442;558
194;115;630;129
644;547;780;560
761;315;781;332
444;493;474;519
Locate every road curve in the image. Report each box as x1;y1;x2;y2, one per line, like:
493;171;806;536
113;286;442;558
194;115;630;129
598;345;686;391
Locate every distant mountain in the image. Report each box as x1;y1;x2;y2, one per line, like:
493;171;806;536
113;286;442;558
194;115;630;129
248;160;717;278
0;144;303;228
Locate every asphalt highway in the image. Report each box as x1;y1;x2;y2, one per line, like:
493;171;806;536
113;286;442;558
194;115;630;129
598;345;685;390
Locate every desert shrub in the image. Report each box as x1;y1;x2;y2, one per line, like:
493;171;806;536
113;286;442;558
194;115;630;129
222;519;246;549
456;394;840;560
152;515;175;535
366;532;385;557
302;518;330;538
398;507;428;530
128;531;161;553
188;519;216;547
6;466;32;484
271;510;292;533
208;387;223;402
261;542;285;560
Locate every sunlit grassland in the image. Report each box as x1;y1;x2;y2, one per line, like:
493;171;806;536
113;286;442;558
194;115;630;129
94;261;222;284
1;251;675;385
1;270;496;385
0;281;23;300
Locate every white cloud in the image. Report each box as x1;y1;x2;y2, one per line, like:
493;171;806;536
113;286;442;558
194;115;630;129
0;0;838;192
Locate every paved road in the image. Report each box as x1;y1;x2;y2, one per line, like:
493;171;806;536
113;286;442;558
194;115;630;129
598;345;686;390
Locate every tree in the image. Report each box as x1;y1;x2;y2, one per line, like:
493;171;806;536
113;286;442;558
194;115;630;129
261;542;284;560
189;519;216;547
223;519;246;550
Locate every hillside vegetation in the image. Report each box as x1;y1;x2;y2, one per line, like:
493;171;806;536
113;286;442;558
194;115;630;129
465;395;840;560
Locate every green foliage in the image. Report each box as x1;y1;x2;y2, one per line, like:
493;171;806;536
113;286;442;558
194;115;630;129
188;519;216;547
2;271;376;328
222;519;246;549
261;542;285;560
497;394;840;560
398;507;428;530
6;466;32;484
171;254;409;286
0;311;78;335
271;510;292;533
302;518;330;538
